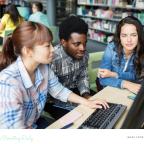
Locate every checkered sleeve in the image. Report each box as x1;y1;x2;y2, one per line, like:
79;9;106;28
48;67;72;102
78;66;90;95
77;53;90;95
0;82;25;129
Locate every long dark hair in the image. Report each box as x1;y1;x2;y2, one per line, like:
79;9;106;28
5;4;22;25
0;21;53;71
113;16;144;76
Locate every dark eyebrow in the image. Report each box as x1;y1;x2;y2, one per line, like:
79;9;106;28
71;40;87;44
131;33;137;35
121;33;137;35
72;41;81;44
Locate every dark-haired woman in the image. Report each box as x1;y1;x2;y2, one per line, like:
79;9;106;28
0;4;23;38
98;16;144;94
0;21;108;129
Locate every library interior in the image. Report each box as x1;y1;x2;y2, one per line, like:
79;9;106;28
0;0;144;129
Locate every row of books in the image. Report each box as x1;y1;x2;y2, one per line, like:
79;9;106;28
77;7;113;19
78;0;128;6
77;6;144;25
78;0;144;8
0;0;27;5
83;18;117;33
88;29;113;44
0;0;6;4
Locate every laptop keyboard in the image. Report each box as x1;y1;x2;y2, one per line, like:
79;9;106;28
79;103;127;129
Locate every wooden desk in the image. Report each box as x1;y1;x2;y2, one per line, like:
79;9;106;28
47;86;134;129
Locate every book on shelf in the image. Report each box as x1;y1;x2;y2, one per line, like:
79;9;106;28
135;0;144;8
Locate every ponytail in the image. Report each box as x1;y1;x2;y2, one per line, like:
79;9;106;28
0;37;17;71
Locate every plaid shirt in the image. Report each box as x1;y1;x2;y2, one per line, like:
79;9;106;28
0;56;71;129
51;44;90;95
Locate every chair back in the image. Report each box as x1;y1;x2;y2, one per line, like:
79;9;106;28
49;26;59;45
17;7;31;20
88;51;104;92
3;30;13;44
0;45;2;51
4;30;13;37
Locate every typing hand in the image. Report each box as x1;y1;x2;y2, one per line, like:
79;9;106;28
85;99;109;109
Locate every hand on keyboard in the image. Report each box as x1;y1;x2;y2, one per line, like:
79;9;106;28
79;103;127;129
85;99;109;109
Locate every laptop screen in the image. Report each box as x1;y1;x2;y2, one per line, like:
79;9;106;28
121;83;144;129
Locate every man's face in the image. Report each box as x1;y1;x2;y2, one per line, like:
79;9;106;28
62;33;87;59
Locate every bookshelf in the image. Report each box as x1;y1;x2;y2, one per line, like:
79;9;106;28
77;0;144;44
0;0;30;18
56;0;76;26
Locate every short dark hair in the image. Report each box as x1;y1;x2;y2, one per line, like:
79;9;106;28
32;1;43;11
59;16;88;40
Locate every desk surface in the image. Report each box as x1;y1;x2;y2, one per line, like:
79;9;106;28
47;86;133;129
